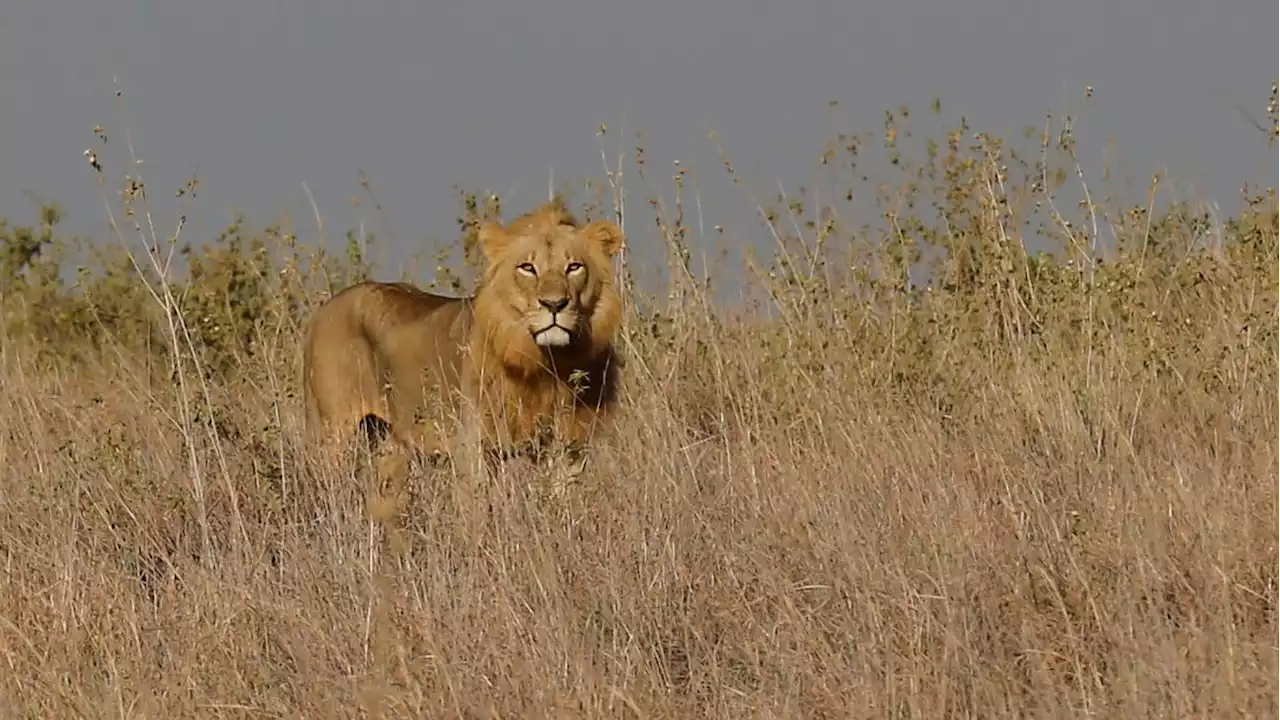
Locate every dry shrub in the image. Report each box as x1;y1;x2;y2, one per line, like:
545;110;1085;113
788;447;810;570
0;89;1275;718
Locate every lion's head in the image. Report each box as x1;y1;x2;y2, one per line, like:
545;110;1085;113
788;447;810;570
471;202;624;373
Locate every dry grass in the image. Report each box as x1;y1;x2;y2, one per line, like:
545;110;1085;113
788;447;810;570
0;87;1276;718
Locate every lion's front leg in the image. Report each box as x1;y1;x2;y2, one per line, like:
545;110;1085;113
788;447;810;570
368;435;413;525
397;416;455;468
367;413;454;522
451;398;499;482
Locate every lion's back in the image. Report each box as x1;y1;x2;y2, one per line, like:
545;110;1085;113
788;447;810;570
304;280;474;435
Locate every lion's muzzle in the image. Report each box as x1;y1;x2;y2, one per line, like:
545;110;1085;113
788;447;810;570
533;325;573;347
530;297;576;348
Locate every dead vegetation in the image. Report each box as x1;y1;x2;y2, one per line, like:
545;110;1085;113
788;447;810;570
0;85;1275;718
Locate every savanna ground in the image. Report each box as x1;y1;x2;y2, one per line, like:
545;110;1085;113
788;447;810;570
0;84;1276;719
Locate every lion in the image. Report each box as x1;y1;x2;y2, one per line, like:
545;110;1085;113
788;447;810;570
302;200;626;485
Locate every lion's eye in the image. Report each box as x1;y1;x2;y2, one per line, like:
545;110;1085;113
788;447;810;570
566;262;584;275
516;263;537;276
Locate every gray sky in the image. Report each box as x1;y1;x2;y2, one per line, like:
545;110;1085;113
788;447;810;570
1;0;1275;283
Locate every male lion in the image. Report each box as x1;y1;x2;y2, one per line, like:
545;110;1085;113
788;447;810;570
302;200;625;481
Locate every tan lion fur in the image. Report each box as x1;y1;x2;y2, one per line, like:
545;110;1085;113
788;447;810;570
302;200;625;474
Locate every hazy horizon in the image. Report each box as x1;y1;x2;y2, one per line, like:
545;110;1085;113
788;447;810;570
2;0;1275;281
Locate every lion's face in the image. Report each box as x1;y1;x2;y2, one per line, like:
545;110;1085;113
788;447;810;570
513;242;590;348
474;206;624;359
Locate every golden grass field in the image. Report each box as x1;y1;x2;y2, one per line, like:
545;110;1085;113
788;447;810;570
0;90;1275;717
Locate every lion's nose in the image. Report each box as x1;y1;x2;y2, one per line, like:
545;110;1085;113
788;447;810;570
539;297;569;313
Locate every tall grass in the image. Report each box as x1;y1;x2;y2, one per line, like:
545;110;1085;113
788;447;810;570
0;85;1275;718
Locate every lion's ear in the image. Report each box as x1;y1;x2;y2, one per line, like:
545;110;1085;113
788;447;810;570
477;221;512;262
582;220;624;257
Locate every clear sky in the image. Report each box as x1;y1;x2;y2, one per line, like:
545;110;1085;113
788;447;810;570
1;0;1275;279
